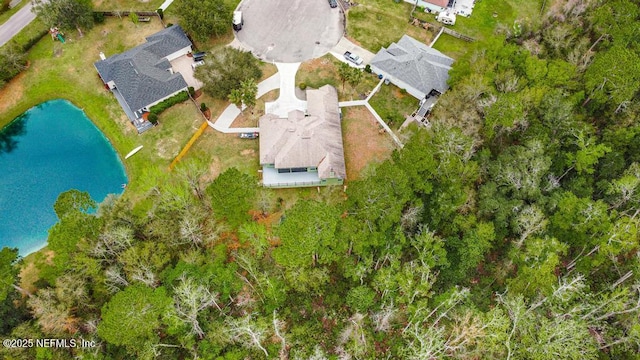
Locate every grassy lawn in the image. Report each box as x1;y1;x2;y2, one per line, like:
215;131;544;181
93;0;165;11
369;83;419;130
347;0;545;55
0;18;210;198
342;106;394;181
296;54;380;102
432;33;471;59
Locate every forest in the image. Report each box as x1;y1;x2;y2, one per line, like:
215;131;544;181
2;0;640;358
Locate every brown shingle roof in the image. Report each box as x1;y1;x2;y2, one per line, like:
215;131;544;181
259;85;346;180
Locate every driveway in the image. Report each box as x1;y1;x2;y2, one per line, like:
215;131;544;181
0;1;36;47
235;0;343;63
329;37;376;68
170;55;203;90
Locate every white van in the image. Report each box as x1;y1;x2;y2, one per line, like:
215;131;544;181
233;11;243;31
436;11;456;25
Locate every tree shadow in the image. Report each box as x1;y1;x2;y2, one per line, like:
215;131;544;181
0;113;28;155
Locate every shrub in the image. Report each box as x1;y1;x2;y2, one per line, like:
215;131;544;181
129;12;139;24
93;12;105;24
22;30;49;52
188;86;195;96
147;113;158;124
149;91;189;115
399;88;408;95
200;102;207;111
364;64;372;73
299;82;307;90
156;8;163;19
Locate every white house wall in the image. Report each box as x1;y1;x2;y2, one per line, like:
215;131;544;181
165;46;192;62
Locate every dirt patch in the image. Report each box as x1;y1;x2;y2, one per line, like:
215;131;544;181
200;156;222;183
0;71;26;115
156;138;179;159
241;149;255;156
342;106;394;181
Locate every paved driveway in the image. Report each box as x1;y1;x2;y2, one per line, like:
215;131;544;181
329;37;376;68
170;55;203;90
235;0;343;63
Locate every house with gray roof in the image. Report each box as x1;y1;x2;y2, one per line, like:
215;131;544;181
94;25;193;133
370;34;454;101
259;85;346;188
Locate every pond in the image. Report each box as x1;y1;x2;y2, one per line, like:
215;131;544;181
0;100;127;255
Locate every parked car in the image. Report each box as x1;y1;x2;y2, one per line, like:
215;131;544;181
344;51;363;65
193;51;206;61
239;132;259;139
328;0;338;8
191;60;205;69
233;11;243;31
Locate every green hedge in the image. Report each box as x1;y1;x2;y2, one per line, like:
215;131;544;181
149;90;189;115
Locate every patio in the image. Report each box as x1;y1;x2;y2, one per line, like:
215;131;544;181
262;167;323;188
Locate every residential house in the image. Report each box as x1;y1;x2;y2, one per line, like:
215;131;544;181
259;85;346;188
94;25;192;133
405;0;450;13
370;34;454;101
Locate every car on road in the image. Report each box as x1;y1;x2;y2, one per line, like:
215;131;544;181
233;11;244;31
344;51;363;65
328;0;338;8
239;132;259;139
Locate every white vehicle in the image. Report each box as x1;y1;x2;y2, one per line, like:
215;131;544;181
344;51;363;65
436;11;456;25
233;11;243;31
191;60;205;69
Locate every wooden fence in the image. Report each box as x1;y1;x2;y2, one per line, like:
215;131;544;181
409;16;476;43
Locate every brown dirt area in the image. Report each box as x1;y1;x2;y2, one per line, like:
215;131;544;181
342;106;395;181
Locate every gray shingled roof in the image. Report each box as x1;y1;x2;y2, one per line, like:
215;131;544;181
94;25;191;115
371;35;453;97
259;85;346;180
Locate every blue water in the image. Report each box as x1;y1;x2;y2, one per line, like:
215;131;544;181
0;100;127;255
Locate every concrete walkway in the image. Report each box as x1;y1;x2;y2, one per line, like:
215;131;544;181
208;71;280;133
0;1;36;47
338;78;403;148
158;0;175;11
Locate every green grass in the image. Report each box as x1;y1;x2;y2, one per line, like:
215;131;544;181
296;54;379;102
431;33;471;59
369;83;419;130
347;0;545;56
347;0;414;52
94;0;165;11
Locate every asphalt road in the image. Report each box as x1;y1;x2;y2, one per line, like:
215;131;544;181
235;0;344;63
0;2;37;48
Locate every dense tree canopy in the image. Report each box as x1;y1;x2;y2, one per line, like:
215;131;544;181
32;0;94;32
174;0;231;42
195;47;262;100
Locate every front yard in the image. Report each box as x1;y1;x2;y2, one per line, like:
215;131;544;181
296;54;379;102
369;83;419;131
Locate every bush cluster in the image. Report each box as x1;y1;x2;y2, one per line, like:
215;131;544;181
149;91;189;115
